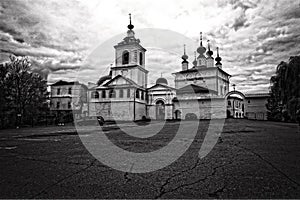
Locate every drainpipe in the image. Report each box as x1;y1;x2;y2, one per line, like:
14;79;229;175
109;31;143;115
133;88;136;121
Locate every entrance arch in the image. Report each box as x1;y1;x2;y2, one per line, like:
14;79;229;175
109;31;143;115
225;90;246;119
156;100;165;120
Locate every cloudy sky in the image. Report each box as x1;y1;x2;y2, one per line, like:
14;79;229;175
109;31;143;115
1;0;300;93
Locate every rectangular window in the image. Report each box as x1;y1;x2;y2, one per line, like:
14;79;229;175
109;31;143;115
119;89;124;98
136;89;139;99
109;89;116;98
127;89;130;98
56;102;60;109
68;102;71;109
102;90;106;98
141;91;144;100
68;87;72;95
57;88;60;95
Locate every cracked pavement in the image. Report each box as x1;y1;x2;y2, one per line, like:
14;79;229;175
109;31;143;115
0;119;299;198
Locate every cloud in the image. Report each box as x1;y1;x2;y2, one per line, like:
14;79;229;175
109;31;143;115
0;0;299;93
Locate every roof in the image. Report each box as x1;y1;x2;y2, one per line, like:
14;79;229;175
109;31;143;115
51;80;87;89
101;74;142;88
156;77;168;85
177;84;217;94
173;66;231;77
245;93;271;98
147;83;176;91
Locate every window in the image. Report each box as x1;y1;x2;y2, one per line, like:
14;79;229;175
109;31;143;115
127;89;130;98
136;89;140;99
91;91;99;98
139;52;143;65
228;100;231;106
119;89;124;98
109;89;116;98
68;87;72;95
141;91;144;100
122;51;129;65
102;90;106;98
248;100;251;103
68;102;71;109
57;88;60;95
220;86;223;95
56;102;60;109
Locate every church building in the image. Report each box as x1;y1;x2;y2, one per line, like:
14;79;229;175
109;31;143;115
86;14;268;121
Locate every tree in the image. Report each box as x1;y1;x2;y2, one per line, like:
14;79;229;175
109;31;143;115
0;56;48;128
267;56;300;121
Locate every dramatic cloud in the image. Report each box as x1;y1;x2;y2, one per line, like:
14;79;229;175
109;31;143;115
0;0;299;93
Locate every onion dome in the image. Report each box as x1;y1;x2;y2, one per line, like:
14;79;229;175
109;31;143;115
181;44;189;63
192;51;197;66
156;77;168;85
127;13;134;30
206;40;213;57
215;47;222;65
197;32;206;54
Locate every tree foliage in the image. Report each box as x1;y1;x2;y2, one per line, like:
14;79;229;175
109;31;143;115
267;56;300;121
0;56;48;128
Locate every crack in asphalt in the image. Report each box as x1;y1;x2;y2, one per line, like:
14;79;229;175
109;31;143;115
233;142;300;189
208;184;226;198
154;156;235;199
124;163;134;183
154;158;201;199
30;160;99;198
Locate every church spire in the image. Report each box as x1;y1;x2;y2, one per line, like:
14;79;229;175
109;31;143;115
197;32;207;67
181;44;189;71
206;40;213;57
215;47;222;68
192;51;197;67
127;13;134;30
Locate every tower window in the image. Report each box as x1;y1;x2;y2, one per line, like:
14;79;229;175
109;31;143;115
122;51;129;65
139;52;143;65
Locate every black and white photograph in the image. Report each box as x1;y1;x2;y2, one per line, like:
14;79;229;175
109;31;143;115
0;0;300;199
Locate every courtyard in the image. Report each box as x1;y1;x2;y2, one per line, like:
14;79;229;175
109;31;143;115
0;119;299;198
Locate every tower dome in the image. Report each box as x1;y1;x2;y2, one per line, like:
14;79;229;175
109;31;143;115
156;77;168;85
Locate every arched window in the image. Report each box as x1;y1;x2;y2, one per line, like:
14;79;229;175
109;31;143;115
91;91;99;98
139;52;143;65
122;51;129;65
136;89;140;99
101;90;106;98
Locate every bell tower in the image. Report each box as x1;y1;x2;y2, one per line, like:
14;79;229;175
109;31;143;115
111;14;148;88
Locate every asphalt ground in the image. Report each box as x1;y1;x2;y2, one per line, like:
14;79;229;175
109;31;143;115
0;119;299;198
